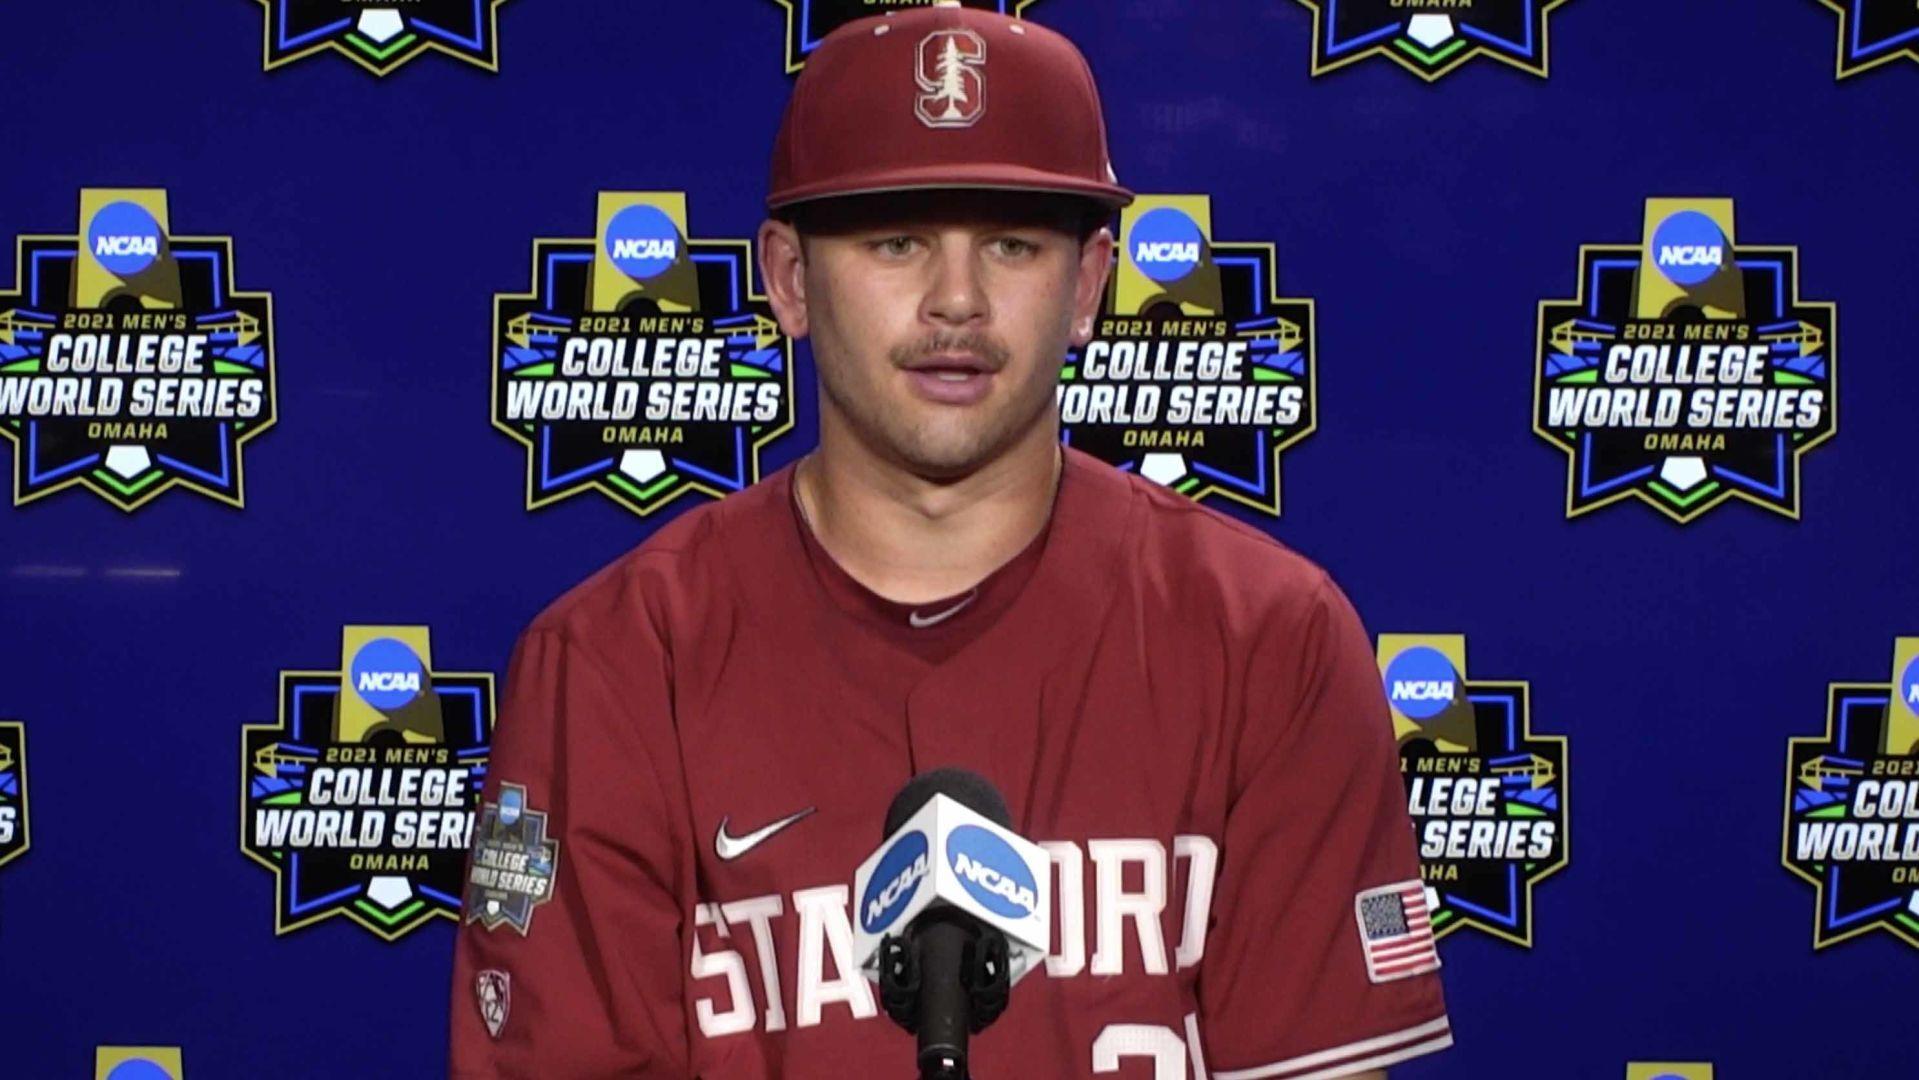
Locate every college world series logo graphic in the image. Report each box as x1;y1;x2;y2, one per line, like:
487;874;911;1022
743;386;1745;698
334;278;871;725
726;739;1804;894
768;0;1041;73
0;189;277;511
0;721;28;871
492;192;796;516
1292;0;1571;80
253;1;513;75
1061;194;1315;517
1379;635;1569;947
242;626;494;940
1783;637;1919;951
1817;1;1919;78
1534;198;1837;522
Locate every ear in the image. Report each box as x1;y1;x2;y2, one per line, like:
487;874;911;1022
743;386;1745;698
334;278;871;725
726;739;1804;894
1068;226;1115;347
758;217;810;339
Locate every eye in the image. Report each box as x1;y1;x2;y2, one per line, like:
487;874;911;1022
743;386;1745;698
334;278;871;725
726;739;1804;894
871;236;921;258
992;236;1040;258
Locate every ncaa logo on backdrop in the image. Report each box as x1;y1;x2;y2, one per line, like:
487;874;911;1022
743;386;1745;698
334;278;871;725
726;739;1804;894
241;626;494;940
1379;635;1569;948
1816;1;1919;78
492;192;796;516
1293;0;1572;79
95;1048;185;1080
0;189;277;511
1783;637;1919;951
1061;194;1315;517
768;0;1042;73
1534;198;1837;522
253;0;514;75
0;720;28;872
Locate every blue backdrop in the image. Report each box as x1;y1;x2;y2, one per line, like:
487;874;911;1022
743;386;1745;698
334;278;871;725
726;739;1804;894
1;1;1913;1076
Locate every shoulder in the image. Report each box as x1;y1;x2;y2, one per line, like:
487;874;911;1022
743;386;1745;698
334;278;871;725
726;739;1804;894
521;467;792;652
1098;457;1338;631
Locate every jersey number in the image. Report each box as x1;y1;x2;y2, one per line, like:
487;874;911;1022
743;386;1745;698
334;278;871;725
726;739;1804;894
1093;1024;1187;1079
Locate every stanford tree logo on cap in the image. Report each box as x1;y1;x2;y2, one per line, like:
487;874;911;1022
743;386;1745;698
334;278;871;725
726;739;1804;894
917;28;988;128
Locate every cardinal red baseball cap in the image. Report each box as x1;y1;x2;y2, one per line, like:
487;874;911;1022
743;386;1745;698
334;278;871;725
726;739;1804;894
767;1;1133;214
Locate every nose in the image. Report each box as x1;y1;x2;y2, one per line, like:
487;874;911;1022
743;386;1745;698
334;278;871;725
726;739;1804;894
920;234;989;328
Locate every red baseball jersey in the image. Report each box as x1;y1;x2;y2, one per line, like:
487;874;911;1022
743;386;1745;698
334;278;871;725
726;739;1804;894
450;446;1449;1079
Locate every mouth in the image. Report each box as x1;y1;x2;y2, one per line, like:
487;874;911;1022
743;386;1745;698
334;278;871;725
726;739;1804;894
902;354;996;380
900;354;998;404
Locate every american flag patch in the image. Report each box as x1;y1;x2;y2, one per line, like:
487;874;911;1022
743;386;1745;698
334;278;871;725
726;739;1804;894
1354;880;1441;984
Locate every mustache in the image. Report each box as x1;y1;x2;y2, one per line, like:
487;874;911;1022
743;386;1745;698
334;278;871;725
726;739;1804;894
890;333;1012;370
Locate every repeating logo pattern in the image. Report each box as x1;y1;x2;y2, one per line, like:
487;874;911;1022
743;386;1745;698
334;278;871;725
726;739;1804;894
241;626;494;940
1061;195;1315;517
1380;634;1569;947
1784;637;1919;950
1293;0;1572;80
0;720;28;871
1817;1;1919;78
0;189;276;511
254;0;514;75
492;192;795;515
1534;198;1836;522
95;1048;185;1080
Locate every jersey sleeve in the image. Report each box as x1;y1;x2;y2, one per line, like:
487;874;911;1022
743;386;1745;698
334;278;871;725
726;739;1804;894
449;619;693;1079
1196;573;1450;1080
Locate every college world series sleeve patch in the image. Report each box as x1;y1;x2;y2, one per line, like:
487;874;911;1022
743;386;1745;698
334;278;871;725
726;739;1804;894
1354;881;1441;984
464;782;559;933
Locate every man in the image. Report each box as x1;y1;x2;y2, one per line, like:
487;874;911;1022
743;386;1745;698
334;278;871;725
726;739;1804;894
450;4;1449;1077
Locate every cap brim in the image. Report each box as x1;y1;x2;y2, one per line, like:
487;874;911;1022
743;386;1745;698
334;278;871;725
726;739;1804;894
767;162;1134;213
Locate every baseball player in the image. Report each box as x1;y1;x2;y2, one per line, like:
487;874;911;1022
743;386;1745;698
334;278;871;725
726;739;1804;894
450;4;1448;1077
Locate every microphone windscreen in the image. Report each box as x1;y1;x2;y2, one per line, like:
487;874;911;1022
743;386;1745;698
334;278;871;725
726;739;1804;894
882;767;1011;835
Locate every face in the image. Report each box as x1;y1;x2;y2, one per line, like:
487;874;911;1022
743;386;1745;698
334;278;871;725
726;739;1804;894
760;192;1113;479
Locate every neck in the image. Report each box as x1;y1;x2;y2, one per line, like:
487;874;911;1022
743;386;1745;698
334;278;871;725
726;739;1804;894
796;417;1063;605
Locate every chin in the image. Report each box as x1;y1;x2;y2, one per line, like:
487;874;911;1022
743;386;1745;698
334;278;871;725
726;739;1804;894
888;429;1001;478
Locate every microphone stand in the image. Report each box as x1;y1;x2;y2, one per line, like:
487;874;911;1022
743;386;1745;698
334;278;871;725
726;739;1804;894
878;913;1012;1080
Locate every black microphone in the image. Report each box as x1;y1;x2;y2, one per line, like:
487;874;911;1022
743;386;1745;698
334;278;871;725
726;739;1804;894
877;768;1018;1080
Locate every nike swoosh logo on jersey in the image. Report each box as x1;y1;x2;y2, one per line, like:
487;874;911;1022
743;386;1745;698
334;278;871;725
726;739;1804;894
715;807;816;861
908;590;978;628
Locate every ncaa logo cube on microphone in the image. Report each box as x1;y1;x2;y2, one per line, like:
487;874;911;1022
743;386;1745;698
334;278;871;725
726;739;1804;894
852;793;1051;984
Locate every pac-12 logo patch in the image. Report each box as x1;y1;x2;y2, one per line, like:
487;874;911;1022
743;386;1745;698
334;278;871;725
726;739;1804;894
1817;1;1919;78
0;720;29;871
768;0;1041;74
1379;634;1569;947
1062;195;1315;517
465;783;559;934
1783;637;1919;951
492;192;796;516
242;626;494;940
476;969;511;1038
1292;0;1572;80
253;0;514;75
1534;198;1837;522
0;189;277;511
